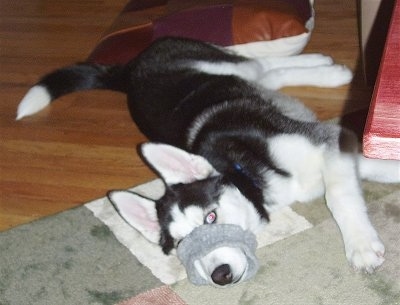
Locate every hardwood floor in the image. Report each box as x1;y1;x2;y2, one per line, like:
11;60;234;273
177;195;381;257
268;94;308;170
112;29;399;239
0;0;372;231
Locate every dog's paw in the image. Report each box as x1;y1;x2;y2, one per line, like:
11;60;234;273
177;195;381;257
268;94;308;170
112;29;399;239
345;236;385;273
314;64;353;87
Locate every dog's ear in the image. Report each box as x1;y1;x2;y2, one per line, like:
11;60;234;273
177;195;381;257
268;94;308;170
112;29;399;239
107;190;160;244
140;143;216;185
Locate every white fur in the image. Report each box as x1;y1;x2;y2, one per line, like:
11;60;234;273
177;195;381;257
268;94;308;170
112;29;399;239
217;186;264;233
322;151;386;272
259;65;353;90
16;85;51;120
255;53;334;70
264;134;394;272
194;246;248;287
169;205;205;242
191;54;353;90
190;60;263;82
358;155;400;182
264;135;326;210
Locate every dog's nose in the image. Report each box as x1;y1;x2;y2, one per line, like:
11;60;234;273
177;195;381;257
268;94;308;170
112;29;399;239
211;264;233;286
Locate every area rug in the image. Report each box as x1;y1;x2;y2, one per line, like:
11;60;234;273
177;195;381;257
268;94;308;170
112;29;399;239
1;178;399;305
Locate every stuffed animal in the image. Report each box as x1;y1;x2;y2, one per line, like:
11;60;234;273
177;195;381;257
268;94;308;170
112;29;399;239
177;224;259;286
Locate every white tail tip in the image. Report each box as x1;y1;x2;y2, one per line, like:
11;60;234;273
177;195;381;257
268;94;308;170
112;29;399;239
16;85;51;120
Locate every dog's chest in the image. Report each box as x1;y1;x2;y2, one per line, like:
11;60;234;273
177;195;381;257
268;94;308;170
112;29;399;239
263;134;326;211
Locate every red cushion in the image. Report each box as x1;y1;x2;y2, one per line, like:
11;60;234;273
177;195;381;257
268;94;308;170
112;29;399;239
88;0;312;65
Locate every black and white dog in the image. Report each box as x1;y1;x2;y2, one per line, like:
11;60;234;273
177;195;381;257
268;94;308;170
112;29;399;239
17;37;399;286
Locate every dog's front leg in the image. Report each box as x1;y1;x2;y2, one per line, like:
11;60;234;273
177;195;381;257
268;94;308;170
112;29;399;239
322;150;385;273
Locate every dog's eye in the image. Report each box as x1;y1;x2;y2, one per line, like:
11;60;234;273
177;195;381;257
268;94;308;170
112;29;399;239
204;210;217;224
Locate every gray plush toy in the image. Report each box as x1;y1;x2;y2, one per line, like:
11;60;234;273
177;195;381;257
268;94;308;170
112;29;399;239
177;224;259;286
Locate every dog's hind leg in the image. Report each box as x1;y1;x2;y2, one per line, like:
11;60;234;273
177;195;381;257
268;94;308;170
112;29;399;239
258;64;353;90
357;155;400;183
190;60;263;82
191;54;352;90
255;54;334;70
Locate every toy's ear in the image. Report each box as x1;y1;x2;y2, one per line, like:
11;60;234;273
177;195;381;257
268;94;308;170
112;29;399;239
107;190;160;244
140;143;216;185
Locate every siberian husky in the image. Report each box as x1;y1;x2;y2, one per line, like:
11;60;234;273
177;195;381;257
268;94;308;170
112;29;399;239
17;37;399;286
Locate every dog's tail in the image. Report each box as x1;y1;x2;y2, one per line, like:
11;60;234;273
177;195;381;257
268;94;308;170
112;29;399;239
16;63;127;120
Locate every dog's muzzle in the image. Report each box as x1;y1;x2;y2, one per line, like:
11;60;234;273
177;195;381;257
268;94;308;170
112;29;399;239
177;224;259;286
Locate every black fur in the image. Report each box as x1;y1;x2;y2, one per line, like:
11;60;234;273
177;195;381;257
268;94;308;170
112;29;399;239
156;176;225;253
38;64;127;99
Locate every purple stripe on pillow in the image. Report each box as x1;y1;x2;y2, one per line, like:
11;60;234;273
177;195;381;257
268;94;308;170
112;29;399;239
153;5;233;46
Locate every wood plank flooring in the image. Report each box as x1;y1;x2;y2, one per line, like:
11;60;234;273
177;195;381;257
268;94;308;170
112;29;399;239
0;0;372;231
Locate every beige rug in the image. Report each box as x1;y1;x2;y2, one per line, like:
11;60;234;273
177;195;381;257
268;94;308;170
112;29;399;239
1;178;399;305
